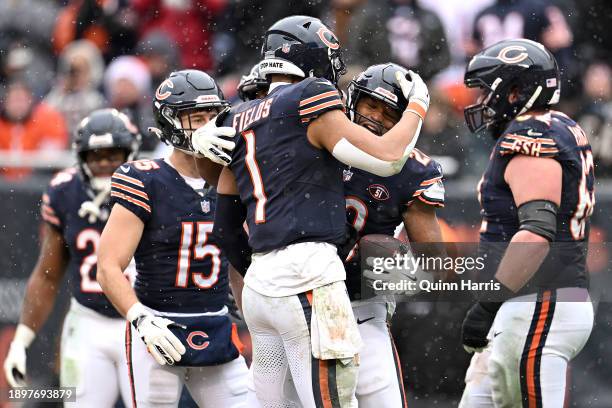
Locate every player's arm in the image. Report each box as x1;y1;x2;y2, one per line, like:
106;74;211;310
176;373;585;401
495;155;562;292
97;203;143;317
308;72;429;176
462;155;561;354
3;224;68;387
402;200;447;280
213;167;252;277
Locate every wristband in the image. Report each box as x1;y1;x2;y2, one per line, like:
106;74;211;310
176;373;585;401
14;324;36;348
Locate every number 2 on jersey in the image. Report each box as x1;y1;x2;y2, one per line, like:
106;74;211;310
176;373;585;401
242;130;267;223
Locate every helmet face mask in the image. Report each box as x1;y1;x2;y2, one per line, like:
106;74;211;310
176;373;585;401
463;39;561;136
153;70;229;154
237;63;269;101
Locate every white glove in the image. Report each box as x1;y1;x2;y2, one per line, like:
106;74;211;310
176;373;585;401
191;113;236;166
127;303;186;366
395;70;430;119
3;324;35;388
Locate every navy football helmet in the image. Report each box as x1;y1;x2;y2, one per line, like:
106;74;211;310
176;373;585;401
347;63;409;134
152;70;229;153
260;15;346;86
464;39;561;134
237;63;269;101
75;108;140;191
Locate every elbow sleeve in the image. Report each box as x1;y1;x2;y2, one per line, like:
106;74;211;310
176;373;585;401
213;194;252;276
331;119;422;176
517;200;558;242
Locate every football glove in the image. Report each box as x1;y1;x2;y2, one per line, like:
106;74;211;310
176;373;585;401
3;324;35;388
191;109;236;166
395;70;430;119
127;303;187;366
461;302;501;353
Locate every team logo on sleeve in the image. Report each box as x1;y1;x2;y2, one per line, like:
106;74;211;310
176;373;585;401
368;184;390;201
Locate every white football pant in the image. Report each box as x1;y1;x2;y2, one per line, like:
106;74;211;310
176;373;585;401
459;288;593;408
352;301;407;407
60;298;131;407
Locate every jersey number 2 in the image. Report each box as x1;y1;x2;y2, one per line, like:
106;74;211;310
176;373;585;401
176;222;221;288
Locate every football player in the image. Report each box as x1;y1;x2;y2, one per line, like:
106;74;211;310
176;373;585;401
96;70;249;407
191;15;431;408
343;63;446;407
459;39;595;407
237;63;269;102
3;109;140;406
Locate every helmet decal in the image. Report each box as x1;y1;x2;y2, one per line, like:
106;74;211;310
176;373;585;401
317;27;340;50
496;45;529;64
155;79;174;100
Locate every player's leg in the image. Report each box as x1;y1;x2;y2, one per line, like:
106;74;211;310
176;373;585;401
352;302;407;408
458;350;495;408
281;291;358;407
182;354;249;408
60;300;120;407
514;291;594;408
242;285;301;407
125;321;184;408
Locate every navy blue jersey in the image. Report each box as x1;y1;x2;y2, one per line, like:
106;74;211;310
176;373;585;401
479;110;595;289
343;149;445;298
110;159;228;313
344;148;444;238
42;168;119;317
224;78;346;253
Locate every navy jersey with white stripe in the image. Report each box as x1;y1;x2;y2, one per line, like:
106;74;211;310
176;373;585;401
224;77;347;253
343;149;444;298
42;168;119;317
110;159;228;313
479;110;595;289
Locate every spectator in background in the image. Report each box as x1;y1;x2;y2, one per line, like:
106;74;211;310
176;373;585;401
577;62;612;176
53;0;139;61
0;80;68;180
130;0;226;71
470;0;576;94
0;0;60;96
213;0;325;75
45;40;106;137
136;30;180;94
328;0;450;80
104;56;157;151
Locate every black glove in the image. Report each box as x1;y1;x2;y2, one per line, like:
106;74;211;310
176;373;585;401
461;302;501;353
337;222;359;262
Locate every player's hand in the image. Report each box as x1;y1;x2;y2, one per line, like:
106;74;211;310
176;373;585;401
128;303;186;366
191;110;236;166
461;302;498;353
3;324;36;388
395;70;430;118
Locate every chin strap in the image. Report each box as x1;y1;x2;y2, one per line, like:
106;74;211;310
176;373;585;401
78;183;111;223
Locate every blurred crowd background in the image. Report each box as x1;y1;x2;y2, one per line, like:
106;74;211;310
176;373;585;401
0;0;611;407
1;0;611;181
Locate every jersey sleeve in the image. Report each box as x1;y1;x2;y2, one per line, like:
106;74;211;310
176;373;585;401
409;157;445;207
41;188;63;231
110;163;152;223
498;118;559;158
298;78;344;124
41;168;77;231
